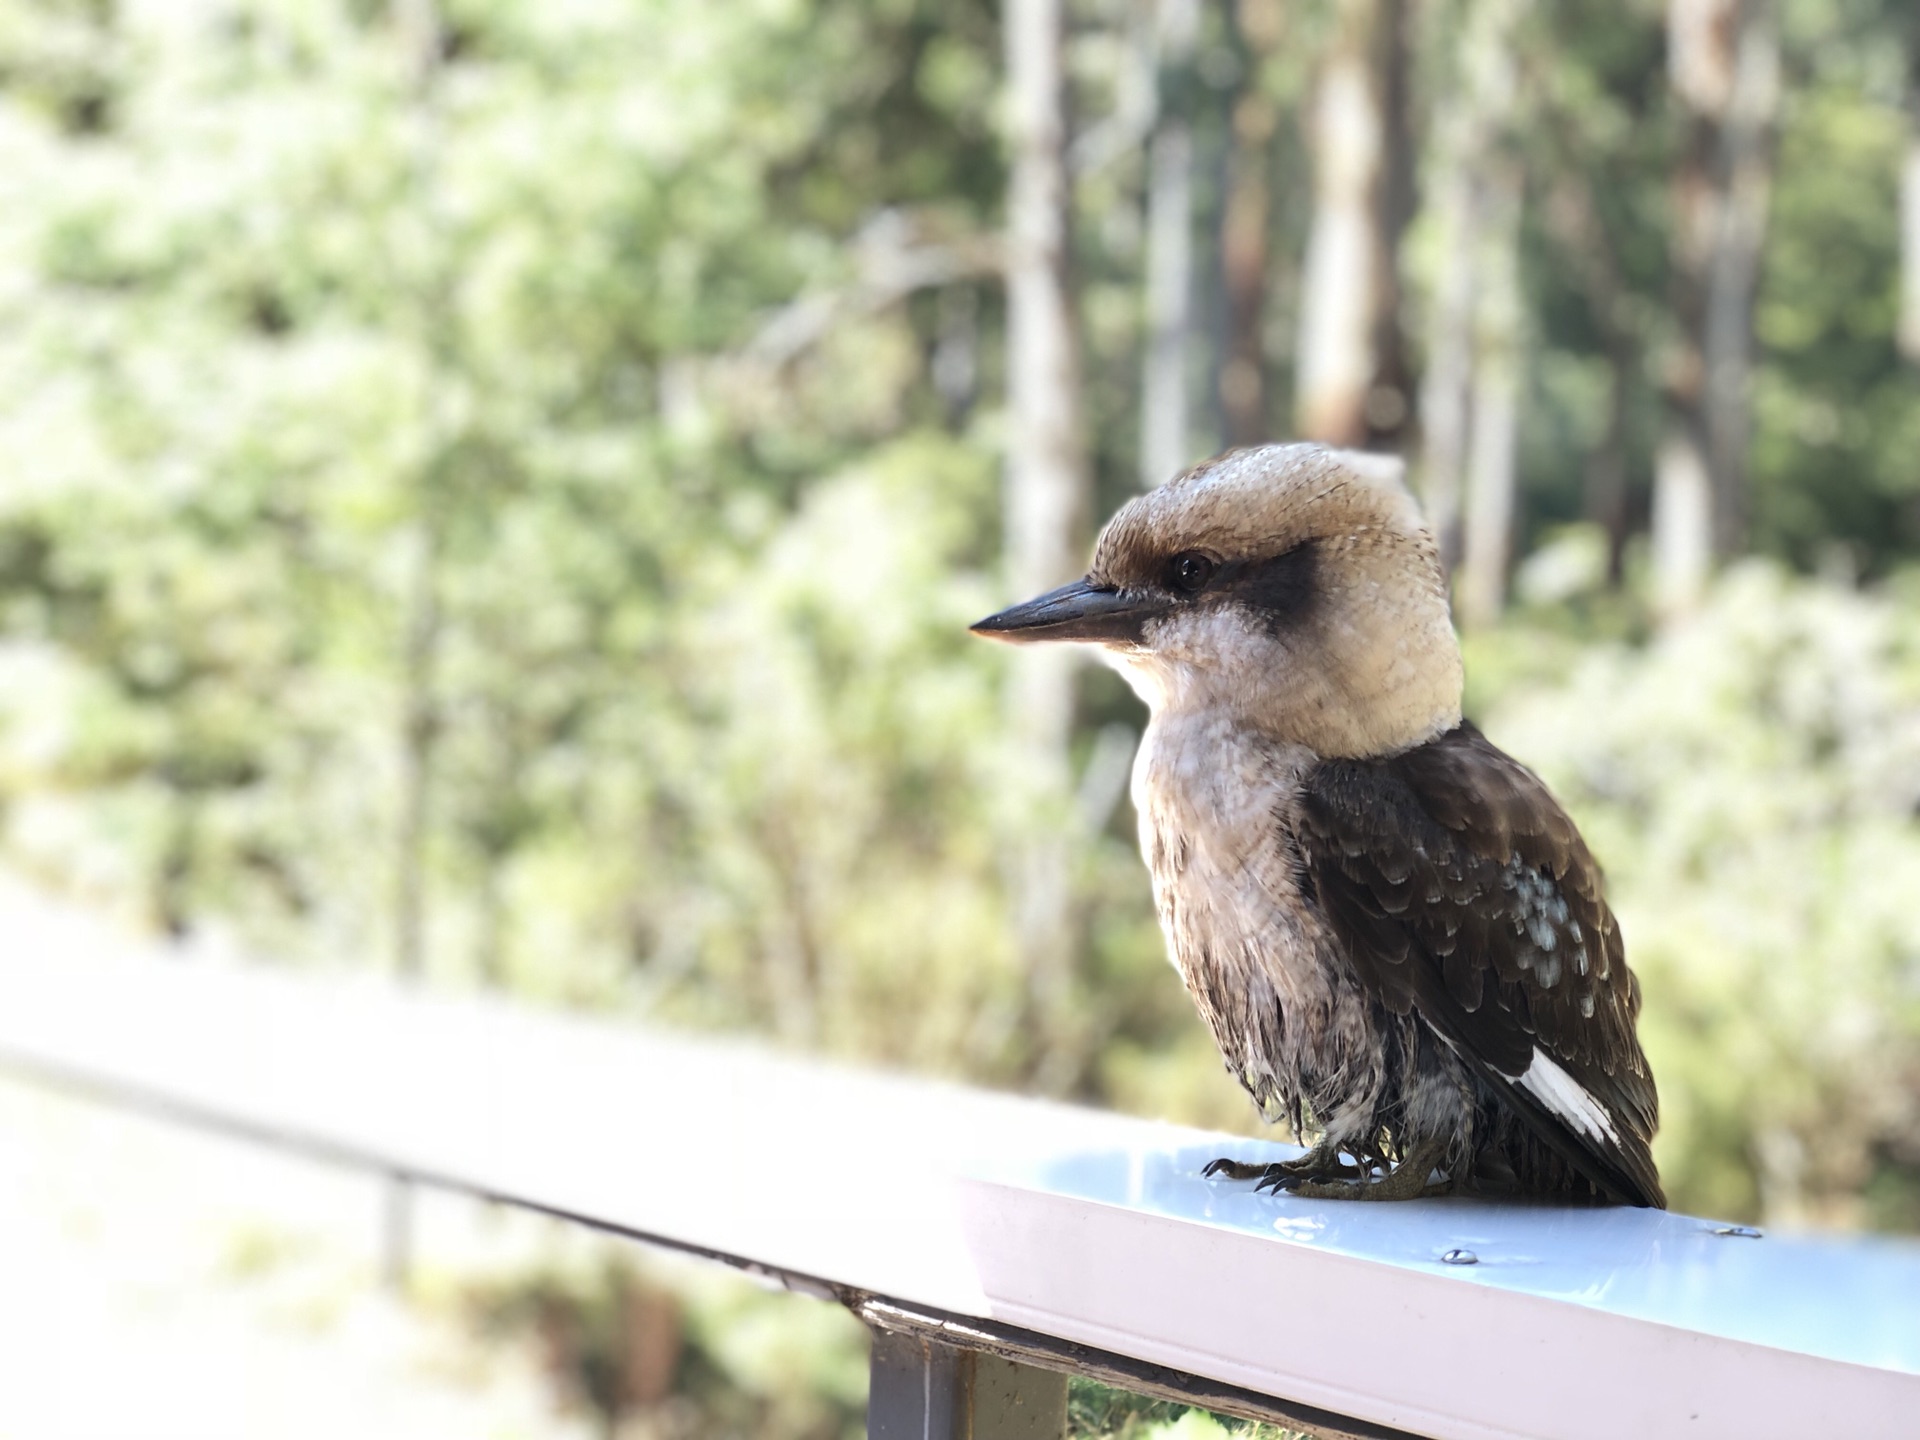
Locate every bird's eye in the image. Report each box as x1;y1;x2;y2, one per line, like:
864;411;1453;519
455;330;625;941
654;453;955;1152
1169;552;1216;593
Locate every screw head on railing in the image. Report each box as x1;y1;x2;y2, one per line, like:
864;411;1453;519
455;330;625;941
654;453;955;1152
1440;1248;1478;1265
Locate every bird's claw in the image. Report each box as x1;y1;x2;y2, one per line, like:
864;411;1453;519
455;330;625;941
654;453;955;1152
1253;1165;1298;1194
1254;1158;1363;1192
1205;1146;1366;1191
1289;1140;1451;1202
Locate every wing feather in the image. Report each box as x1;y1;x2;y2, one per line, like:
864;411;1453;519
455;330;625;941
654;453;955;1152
1300;723;1664;1207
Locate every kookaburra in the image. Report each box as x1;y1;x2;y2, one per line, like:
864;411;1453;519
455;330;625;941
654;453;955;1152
972;444;1662;1206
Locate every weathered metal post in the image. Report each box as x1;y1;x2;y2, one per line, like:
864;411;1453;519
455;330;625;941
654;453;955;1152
867;1328;1068;1440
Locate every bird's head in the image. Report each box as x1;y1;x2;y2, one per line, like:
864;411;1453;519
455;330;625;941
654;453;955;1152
971;443;1462;758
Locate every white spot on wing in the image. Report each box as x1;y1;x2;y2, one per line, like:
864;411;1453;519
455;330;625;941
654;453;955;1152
1517;1048;1620;1146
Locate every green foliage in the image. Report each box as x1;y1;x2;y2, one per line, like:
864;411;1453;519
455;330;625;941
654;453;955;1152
1067;1380;1308;1440
463;1251;868;1440
1753;72;1920;567
0;0;1038;1021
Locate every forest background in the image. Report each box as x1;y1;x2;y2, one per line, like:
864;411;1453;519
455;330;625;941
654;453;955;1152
1;0;1918;1435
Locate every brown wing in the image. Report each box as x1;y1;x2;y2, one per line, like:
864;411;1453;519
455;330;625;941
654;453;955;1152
1299;723;1664;1207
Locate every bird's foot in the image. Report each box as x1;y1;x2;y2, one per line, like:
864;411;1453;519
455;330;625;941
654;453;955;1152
1203;1138;1365;1192
1288;1140;1450;1202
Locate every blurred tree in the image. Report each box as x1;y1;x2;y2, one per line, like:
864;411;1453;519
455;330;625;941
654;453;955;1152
1218;0;1283;449
1367;0;1418;454
1457;152;1524;627
390;0;447;994
1004;0;1093;1088
1902;6;1920;364
1653;0;1779;616
1413;5;1475;571
1537;168;1643;584
1139;0;1200;485
1294;0;1414;449
1747;2;1915;571
1421;0;1527;624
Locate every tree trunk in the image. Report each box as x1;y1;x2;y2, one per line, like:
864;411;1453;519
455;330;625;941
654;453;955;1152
385;0;446;1294
1417;0;1519;582
1004;0;1088;1089
1139;0;1199;487
1219;0;1281;449
932;283;981;424
1588;334;1635;584
1366;0;1416;452
1701;7;1776;556
1541;172;1641;583
476;848;506;986
1457;163;1522;628
1901;24;1920;365
1294;0;1381;447
1652;426;1713;616
1417;161;1475;572
392;0;447;987
394;522;440;985
1294;0;1413;451
1655;0;1778;616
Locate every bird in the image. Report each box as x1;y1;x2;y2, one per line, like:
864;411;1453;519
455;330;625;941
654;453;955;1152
971;443;1662;1206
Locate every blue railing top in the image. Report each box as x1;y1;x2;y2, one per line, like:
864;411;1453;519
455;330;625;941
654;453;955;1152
1005;1139;1920;1374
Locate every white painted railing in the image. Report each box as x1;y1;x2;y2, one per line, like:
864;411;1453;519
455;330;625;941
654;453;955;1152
0;902;1914;1439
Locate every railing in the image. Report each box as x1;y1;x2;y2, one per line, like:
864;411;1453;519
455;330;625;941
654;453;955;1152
0;899;1915;1439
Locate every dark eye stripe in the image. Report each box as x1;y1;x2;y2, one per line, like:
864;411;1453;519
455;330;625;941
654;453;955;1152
1216;542;1318;632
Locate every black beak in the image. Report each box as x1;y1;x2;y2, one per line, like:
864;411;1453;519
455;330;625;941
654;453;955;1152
969;578;1163;646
